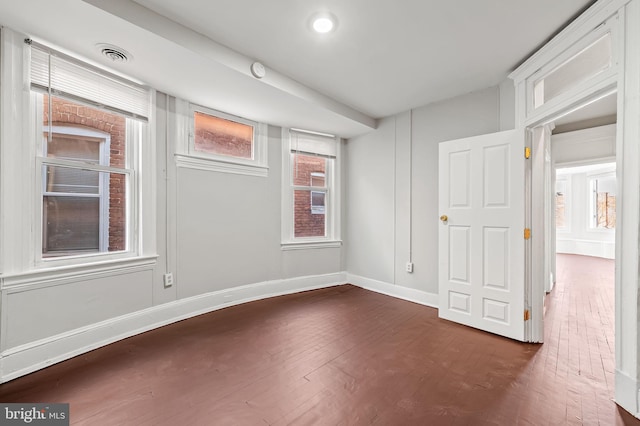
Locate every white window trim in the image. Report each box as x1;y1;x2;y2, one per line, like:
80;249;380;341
0;30;155;275
281;128;341;248
524;17;618;120
174;100;268;177
33;94;141;267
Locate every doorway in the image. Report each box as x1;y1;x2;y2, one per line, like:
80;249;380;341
531;90;618;341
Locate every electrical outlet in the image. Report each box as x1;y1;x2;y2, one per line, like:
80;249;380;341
163;273;174;288
406;262;414;273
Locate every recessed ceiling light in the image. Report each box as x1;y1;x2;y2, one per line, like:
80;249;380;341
310;13;337;34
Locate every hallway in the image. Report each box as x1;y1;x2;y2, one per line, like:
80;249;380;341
535;253;630;424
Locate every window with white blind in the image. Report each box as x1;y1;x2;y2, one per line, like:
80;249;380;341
29;41;150;262
282;129;341;248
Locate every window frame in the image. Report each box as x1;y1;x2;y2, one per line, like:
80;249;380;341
281;128;341;249
174;102;268;177
33;93;140;266
0;29;156;278
524;18;618;120
310;190;326;215
41;124;112;255
587;170;616;231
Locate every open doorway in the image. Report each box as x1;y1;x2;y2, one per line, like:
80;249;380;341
549;91;617;298
527;90;620;413
532;90;618;350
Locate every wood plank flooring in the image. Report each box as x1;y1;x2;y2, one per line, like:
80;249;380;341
0;254;638;424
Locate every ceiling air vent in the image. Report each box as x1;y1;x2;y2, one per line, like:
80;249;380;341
97;44;131;63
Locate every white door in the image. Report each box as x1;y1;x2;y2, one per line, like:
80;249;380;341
438;129;525;341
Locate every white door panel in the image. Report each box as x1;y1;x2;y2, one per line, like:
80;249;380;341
439;129;525;341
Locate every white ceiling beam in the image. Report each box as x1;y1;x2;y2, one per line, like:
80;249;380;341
82;0;377;130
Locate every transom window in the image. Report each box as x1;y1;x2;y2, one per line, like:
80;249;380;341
193;110;254;160
533;33;612;109
180;104;268;177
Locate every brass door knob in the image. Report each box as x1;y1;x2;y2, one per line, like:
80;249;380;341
440;215;448;222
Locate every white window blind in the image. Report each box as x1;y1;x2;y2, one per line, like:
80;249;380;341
290;129;337;158
30;42;150;121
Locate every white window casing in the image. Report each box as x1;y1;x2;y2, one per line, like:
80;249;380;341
174;101;268;177
0;28;156;278
281;128;341;249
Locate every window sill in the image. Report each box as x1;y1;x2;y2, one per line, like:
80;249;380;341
281;240;342;251
175;154;268;177
1;255;158;291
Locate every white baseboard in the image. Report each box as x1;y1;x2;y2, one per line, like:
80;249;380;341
615;369;640;418
1;272;347;383
556;239;615;259
347;273;438;308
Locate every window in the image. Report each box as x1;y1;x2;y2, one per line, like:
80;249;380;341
526;21;615;115
175;103;268;177
533;33;612;109
309;172;326;215
589;173;616;229
194;110;253;159
42;122;116;256
30;42;150;263
555;178;568;230
282;129;340;247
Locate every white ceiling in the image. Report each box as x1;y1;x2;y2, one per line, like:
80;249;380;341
0;0;595;137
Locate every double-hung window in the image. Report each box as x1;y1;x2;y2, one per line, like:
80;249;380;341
282;129;340;248
30;42;150;262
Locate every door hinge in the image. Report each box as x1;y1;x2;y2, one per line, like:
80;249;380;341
524;309;530;321
524;228;531;240
525;147;531;159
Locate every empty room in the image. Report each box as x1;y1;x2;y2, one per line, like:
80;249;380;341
1;0;640;424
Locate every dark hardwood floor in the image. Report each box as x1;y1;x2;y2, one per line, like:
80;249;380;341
0;254;638;425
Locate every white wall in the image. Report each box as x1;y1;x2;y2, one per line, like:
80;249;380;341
346;86;503;300
552;125;616;259
555;166;616;259
0;81;346;380
552;124;616;165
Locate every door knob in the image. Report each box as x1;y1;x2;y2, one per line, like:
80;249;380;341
440;215;448;222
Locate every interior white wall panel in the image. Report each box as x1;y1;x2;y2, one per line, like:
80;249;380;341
345;86;502;294
345;117;396;284
5;270;153;348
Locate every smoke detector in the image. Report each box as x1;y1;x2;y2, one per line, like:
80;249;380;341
97;44;131;63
